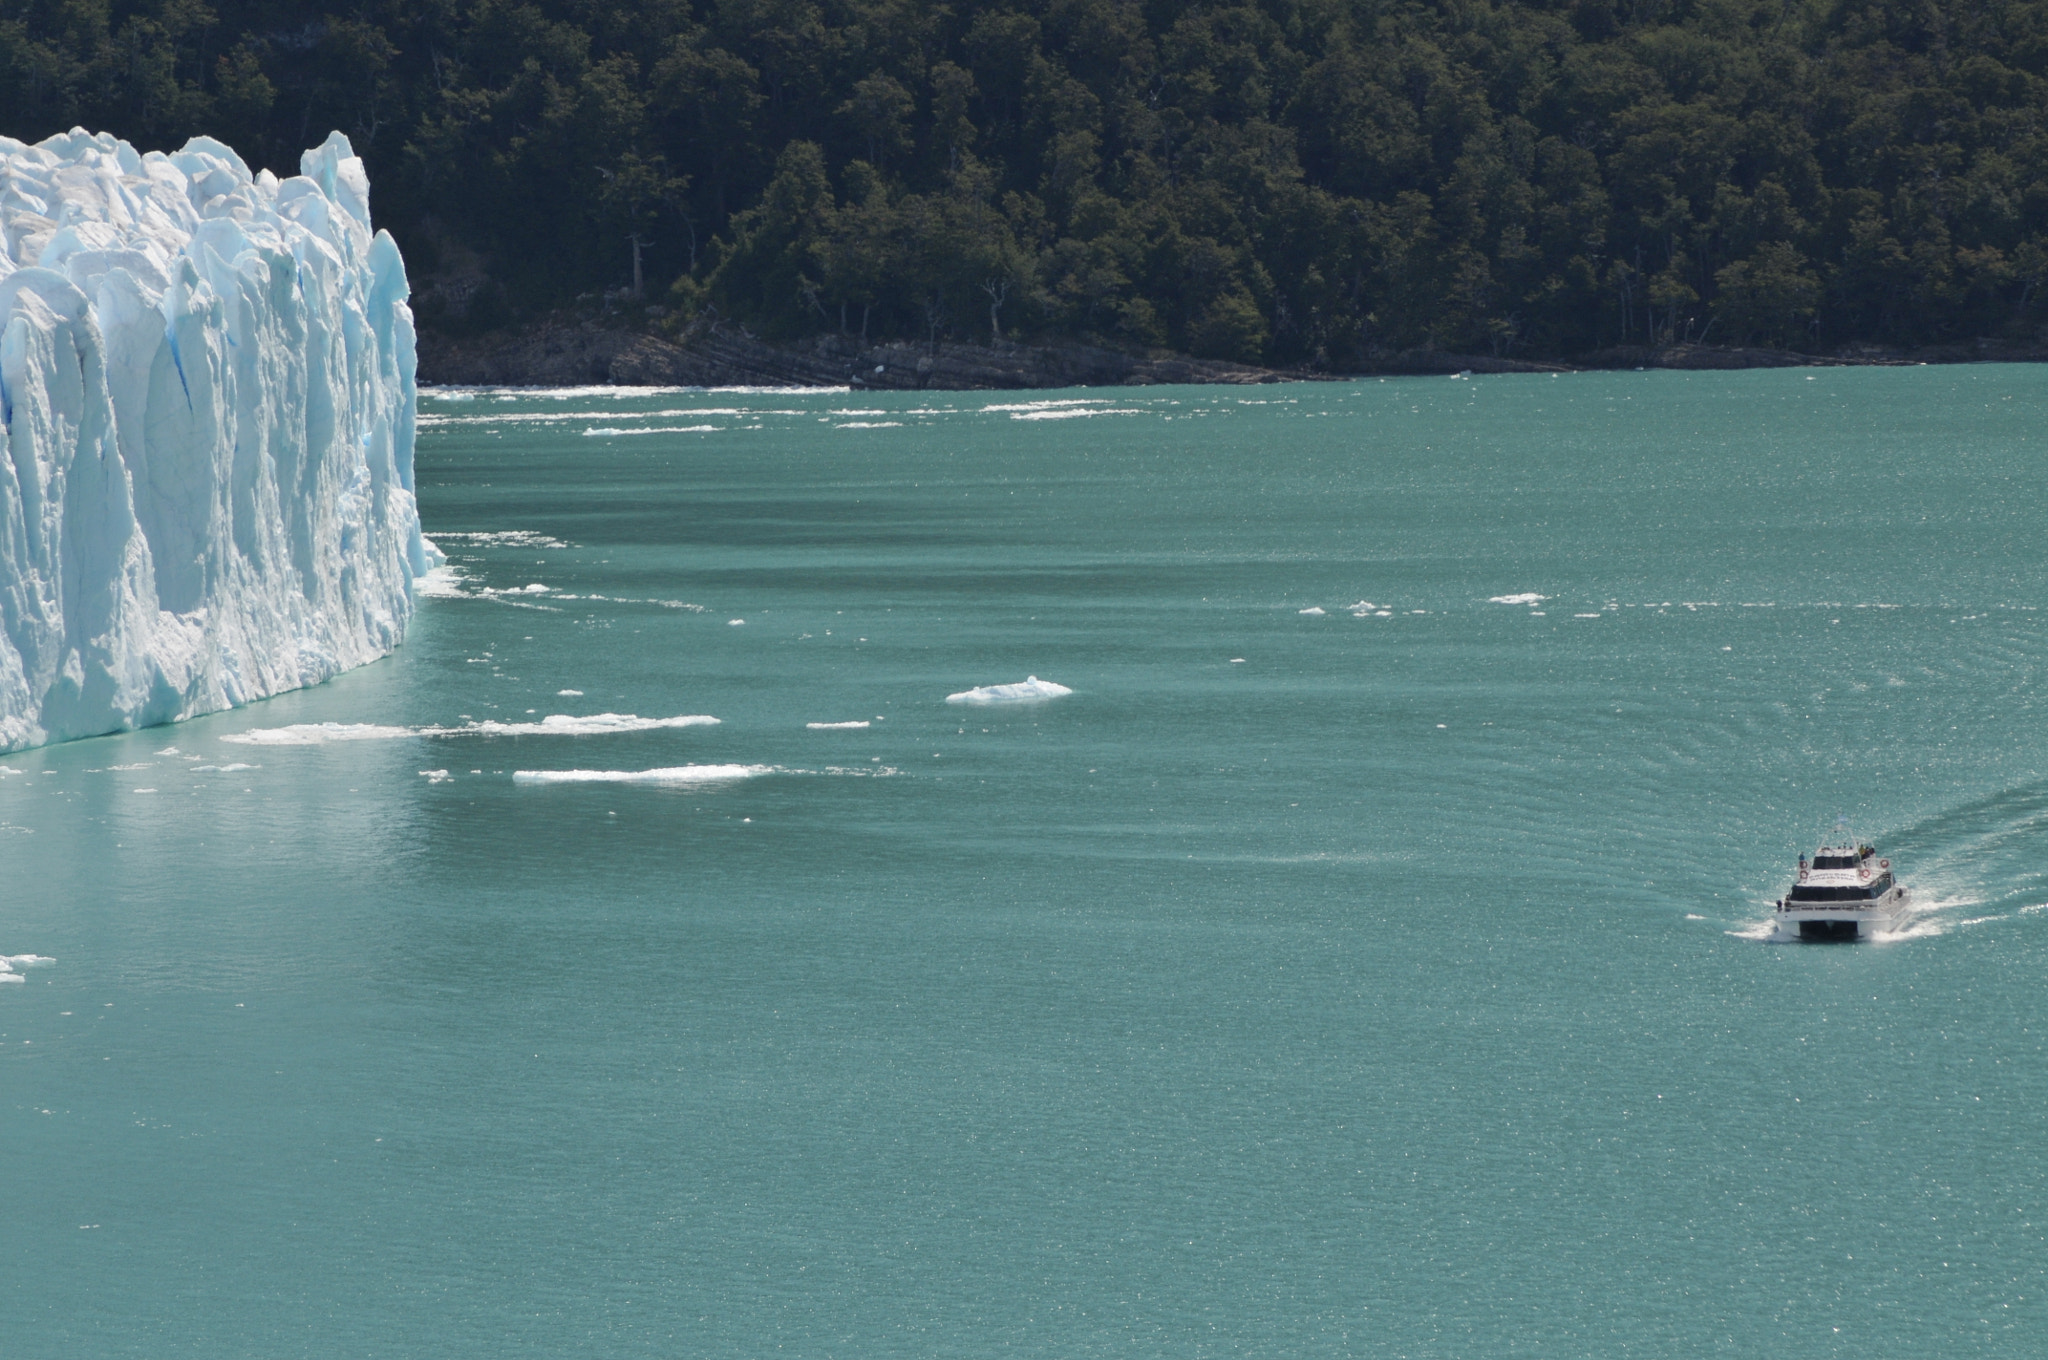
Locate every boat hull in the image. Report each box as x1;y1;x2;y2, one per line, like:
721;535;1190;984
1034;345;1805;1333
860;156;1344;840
1776;888;1910;942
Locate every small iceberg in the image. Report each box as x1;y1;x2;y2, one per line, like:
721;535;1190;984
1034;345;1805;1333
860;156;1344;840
0;953;55;982
945;676;1073;705
1298;607;1326;616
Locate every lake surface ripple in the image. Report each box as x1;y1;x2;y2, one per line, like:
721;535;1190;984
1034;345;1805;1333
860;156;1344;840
5;368;2047;1355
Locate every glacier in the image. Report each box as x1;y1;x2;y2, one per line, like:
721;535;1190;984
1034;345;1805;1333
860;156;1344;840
0;128;434;752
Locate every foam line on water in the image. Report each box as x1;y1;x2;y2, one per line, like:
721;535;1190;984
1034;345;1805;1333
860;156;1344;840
945;676;1073;705
980;399;1103;412
1008;408;1144;420
420;407;807;427
807;721;871;729
222;714;719;745
419;384;846;399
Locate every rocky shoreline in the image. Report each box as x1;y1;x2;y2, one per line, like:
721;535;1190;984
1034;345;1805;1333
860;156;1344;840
414;316;2048;390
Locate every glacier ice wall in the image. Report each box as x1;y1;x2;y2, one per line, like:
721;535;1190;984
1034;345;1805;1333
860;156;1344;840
0;129;436;752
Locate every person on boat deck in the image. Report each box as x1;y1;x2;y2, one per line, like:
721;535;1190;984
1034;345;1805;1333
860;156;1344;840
1798;854;1808;870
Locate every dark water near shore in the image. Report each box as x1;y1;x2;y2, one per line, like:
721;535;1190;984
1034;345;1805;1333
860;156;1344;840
5;368;2048;1355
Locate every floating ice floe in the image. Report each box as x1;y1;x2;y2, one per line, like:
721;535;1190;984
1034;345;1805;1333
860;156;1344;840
1298;607;1326;616
0;953;55;981
430;531;571;549
0;128;435;752
1488;593;1549;605
582;424;722;436
469;714;719;736
222;722;416;744
513;765;771;785
221;713;719;744
512;763;898;785
807;721;871;729
944;676;1073;704
413;566;467;598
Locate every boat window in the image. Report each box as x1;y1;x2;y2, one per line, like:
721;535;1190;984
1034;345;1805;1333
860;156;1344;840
1811;854;1863;870
1788;879;1891;902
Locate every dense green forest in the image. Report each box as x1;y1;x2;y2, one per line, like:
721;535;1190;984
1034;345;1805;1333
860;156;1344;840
5;0;2048;362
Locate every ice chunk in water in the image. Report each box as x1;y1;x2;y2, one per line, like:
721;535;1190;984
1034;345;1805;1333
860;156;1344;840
945;676;1073;704
513;765;770;785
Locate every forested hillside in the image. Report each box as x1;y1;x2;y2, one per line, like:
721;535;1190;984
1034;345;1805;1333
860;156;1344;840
6;0;2047;364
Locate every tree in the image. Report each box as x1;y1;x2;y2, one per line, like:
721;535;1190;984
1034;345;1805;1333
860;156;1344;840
1713;243;1823;347
599;152;688;298
5;0;2044;360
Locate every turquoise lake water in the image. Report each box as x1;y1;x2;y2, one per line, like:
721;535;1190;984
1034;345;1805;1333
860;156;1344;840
5;368;2048;1355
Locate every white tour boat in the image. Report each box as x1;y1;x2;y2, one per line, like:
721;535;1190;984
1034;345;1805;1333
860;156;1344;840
1774;832;1910;941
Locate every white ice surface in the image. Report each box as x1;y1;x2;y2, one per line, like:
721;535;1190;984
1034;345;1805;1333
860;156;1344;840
220;713;718;744
513;764;770;785
945;676;1073;704
0;129;435;751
